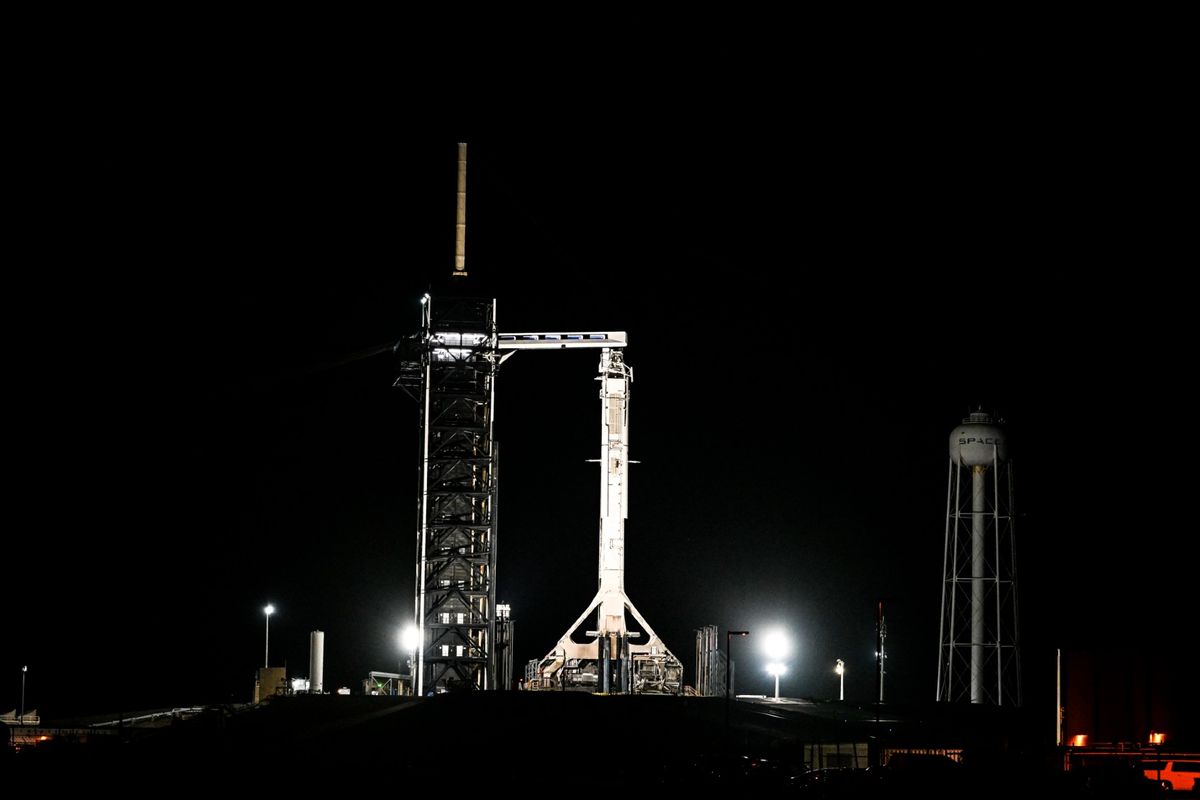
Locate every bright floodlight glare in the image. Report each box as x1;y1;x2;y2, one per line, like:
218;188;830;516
835;659;845;676
762;630;789;660
401;625;419;654
264;604;275;616
766;662;786;677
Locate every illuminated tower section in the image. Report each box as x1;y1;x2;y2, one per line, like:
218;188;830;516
936;410;1022;706
404;295;500;694
396;144;500;693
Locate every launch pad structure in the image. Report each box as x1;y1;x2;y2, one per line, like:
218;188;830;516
396;144;681;695
398;308;683;695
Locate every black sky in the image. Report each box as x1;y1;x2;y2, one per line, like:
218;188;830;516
7;29;1196;726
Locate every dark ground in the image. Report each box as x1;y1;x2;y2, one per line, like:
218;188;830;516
5;693;1112;795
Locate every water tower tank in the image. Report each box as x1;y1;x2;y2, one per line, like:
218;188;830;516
937;407;1022;707
949;410;1007;466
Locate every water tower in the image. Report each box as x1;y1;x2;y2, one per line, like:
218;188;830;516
936;410;1022;706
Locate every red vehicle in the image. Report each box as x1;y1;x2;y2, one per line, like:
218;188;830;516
1142;758;1200;792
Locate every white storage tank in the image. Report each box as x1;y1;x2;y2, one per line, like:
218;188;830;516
309;630;325;694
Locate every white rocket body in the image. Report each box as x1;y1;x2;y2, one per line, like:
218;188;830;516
596;349;630;634
535;348;680;689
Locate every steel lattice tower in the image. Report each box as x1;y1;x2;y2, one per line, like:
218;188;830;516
936;410;1022;706
399;296;500;693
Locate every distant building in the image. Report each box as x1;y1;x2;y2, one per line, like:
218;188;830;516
254;667;287;703
1062;647;1181;744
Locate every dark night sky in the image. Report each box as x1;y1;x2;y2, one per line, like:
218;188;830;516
7;29;1196;728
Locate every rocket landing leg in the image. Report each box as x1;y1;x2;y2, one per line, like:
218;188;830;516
535;589;683;694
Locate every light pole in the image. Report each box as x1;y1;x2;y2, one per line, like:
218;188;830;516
1150;732;1166;787
762;630;790;700
263;604;275;668
401;625;419;695
766;662;785;700
20;665;27;723
875;599;885;723
835;659;845;701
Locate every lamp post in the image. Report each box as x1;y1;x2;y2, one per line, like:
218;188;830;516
401;625;419;695
263;604;275;668
875;599;885;723
835;659;845;701
766;662;785;700
762;630;790;700
20;665;27;724
1150;732;1166;787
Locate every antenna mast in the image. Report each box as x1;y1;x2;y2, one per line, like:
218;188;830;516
453;142;468;279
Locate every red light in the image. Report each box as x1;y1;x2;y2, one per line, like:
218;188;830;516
1070;734;1088;747
1150;731;1166;745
